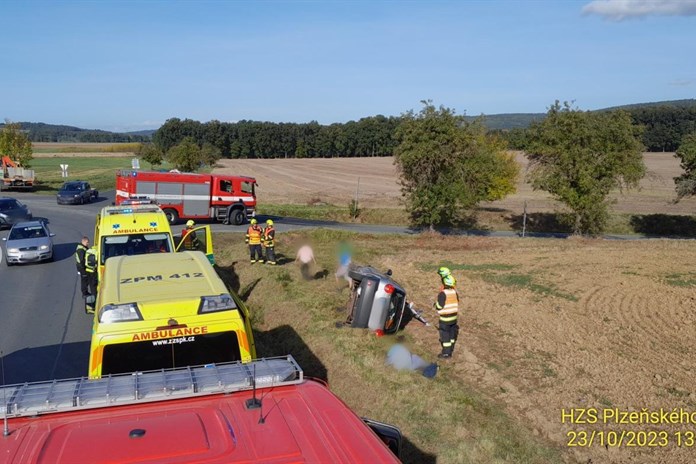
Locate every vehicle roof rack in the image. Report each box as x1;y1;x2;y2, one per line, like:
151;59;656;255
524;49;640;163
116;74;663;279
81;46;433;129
1;356;302;419
102;204;162;215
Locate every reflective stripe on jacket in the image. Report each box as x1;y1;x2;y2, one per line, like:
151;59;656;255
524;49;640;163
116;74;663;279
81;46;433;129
262;227;275;247
246;226;262;245
85;248;98;273
75;244;87;271
435;288;458;321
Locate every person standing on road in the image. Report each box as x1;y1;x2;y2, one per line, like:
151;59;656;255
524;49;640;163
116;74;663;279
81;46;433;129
75;236;90;297
262;219;276;265
84;246;99;314
245;218;264;263
433;267;459;359
295;242;316;280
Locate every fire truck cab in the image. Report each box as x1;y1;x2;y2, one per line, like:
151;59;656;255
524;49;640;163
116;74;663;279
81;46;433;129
116;170;257;225
0;357;402;463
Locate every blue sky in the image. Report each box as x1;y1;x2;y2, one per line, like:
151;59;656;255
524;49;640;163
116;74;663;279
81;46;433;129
1;0;695;131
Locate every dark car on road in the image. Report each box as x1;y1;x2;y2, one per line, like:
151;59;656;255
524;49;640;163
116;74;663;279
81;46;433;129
0;197;33;229
56;181;99;205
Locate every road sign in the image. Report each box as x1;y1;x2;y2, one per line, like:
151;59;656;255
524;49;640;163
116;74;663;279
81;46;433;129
60;164;69;178
132;158;140;169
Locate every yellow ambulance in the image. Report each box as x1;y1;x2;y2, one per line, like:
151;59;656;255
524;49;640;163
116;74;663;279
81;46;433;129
88;251;256;378
93;203;214;280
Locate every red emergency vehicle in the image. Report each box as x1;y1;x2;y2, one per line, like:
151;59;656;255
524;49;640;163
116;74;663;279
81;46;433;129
115;170;257;225
0;357;402;463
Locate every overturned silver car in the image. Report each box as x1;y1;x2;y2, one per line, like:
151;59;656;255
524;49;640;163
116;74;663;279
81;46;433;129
343;266;410;334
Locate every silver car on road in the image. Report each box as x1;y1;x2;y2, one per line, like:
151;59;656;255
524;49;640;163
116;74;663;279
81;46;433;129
3;220;55;266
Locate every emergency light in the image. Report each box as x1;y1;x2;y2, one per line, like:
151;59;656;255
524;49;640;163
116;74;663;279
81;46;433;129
99;303;143;323
198;294;237;314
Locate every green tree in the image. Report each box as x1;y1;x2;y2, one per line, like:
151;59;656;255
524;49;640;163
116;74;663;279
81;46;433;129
0;120;33;167
200;142;221;167
525;102;645;235
139;143;165;168
394;101;519;230
673;131;696;201
166;137;203;172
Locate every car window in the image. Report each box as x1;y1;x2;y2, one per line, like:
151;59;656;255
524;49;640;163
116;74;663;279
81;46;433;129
0;200;20;211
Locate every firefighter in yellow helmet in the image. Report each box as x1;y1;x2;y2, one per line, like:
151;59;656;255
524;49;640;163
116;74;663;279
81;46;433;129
433;267;459;359
262;219;276;265
245;218;264;263
181;219;200;250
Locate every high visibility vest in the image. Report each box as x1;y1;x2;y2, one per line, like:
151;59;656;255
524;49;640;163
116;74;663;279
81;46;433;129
246;226;262;245
436;288;458;322
262;227;275;247
85;248;98;273
75;244;87;269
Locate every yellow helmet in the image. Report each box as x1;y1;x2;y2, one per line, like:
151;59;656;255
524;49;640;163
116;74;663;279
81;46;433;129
250;218;258;225
437;266;451;277
186;220;195;227
266;219;274;226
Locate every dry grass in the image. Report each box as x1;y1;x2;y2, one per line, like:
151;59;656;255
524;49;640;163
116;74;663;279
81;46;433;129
213;230;696;464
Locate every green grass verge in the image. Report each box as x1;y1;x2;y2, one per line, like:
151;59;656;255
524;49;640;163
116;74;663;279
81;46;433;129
212;231;564;463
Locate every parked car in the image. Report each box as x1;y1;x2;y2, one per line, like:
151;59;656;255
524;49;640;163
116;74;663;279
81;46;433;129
0;197;32;229
3;220;54;266
56;181;98;205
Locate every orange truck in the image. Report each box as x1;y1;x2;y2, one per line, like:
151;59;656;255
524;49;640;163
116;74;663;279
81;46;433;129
1;156;35;191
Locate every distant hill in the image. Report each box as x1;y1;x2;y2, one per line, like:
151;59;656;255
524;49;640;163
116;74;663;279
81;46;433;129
0;122;152;143
471;99;696;130
602;99;696;111
466;113;545;130
124;129;157;137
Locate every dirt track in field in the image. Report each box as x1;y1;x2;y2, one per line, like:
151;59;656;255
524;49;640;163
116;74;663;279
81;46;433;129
389;236;696;464
215;153;696;214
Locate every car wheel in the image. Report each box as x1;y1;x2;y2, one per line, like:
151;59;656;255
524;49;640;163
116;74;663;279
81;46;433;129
164;209;179;225
94;191;99;200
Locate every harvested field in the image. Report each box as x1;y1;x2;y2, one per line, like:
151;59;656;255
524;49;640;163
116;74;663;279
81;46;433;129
392;236;696;463
215;153;696;215
218;231;696;463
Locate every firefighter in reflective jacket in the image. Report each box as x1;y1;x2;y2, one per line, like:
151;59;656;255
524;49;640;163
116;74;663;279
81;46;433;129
245;218;264;263
262;219;276;265
84;247;99;314
75;236;90;297
433;267;459;359
181;220;200;250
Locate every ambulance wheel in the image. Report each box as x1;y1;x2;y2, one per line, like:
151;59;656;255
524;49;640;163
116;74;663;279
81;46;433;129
164;208;179;224
230;208;245;226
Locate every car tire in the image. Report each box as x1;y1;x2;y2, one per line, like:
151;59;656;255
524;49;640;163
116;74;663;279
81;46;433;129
94;191;99;200
164;208;179;225
228;208;245;226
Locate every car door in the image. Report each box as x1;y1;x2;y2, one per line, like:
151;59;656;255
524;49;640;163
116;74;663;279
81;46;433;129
174;225;214;265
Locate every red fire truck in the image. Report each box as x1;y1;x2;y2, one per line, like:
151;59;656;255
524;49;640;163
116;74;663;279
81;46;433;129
115;170;257;225
0;357;402;463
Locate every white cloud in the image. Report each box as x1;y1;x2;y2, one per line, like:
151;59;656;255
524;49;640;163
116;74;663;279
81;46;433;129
582;0;696;20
